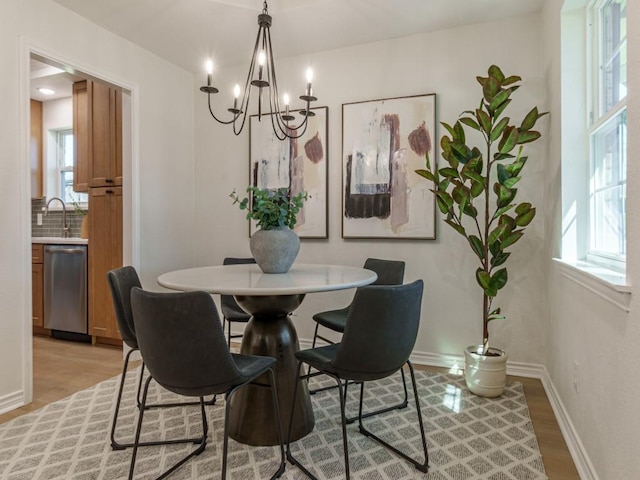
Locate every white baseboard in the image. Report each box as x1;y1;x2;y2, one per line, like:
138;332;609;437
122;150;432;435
0;390;25;415
540;366;598;480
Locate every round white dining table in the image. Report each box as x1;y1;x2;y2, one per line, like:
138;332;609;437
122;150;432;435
157;263;377;446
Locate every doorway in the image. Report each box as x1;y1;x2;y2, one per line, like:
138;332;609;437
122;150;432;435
26;49;134;405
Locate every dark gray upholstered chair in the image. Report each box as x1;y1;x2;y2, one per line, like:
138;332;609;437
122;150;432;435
308;258;408;422
129;288;285;480
287;280;428;479
107;266;213;451
221;257;256;347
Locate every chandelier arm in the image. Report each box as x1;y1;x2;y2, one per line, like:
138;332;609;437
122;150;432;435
207;94;237;125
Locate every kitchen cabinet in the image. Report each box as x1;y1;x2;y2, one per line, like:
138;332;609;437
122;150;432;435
30;100;43;198
73;80;122;192
88;186;123;343
31;244;44;330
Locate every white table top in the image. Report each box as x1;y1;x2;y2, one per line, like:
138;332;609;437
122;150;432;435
157;263;377;296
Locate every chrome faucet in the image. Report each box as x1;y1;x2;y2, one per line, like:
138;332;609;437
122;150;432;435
45;197;70;238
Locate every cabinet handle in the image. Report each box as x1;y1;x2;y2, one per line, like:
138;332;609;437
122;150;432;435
106;189;113;194
106;178;114;183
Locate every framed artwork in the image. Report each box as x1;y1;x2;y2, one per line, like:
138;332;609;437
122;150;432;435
249;106;328;239
341;94;436;239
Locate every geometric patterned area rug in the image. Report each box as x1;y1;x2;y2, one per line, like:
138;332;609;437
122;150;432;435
0;368;547;479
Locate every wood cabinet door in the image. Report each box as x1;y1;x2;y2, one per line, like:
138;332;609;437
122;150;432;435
88;186;123;339
73;81;90;192
32;263;44;328
89;82;113;188
30;100;43;197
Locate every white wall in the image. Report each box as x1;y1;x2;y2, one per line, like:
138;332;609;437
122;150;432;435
194;13;547;365
42;96;72;199
542;0;640;478
0;0;195;411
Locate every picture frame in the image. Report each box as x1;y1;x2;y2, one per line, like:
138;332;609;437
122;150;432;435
341;94;436;239
249;106;329;239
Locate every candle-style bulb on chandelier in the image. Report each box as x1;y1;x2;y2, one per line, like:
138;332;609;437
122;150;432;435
200;0;317;140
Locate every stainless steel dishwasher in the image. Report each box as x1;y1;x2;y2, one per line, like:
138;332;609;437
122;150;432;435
44;245;88;339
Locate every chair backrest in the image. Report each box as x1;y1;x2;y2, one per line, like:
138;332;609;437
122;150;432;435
130;288;244;397
221;257;256;316
332;280;424;381
364;258;405;286
107;266;142;349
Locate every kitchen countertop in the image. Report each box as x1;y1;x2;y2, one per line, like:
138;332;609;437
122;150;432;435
32;237;89;245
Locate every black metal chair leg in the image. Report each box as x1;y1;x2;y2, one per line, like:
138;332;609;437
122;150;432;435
286;362;318;479
129;378;209;480
267;368;286;479
112;359;207;451
356;361;429;473
334;372;352;480
345;367;409;424
305;324;320;389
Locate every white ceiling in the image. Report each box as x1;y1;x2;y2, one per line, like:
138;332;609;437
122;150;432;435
52;0;545;74
30;58;84;102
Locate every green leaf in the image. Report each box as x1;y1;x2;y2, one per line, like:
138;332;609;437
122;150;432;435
498;126;519;153
463;203;478;218
517;130;541;144
439;167;459;178
515;202;532;215
476;108;492;133
495;184;517;208
460;166;483;184
452;185;469;205
492;204;515;220
491;251;511;267
490;117;510;142
435;191;454;210
520;107;539;131
490;268;508;290
488;65;505;82
493;152;515;161
476;268;491;289
488;224;507;245
459;116;481;131
451;143;471;164
468;235;485;260
415;169;435;182
501;75;521;86
515;207;536;226
487;312;506;322
483;76;500;103
489;240;501;257
501;230;524;249
470;179;485;197
453;121;466;143
497;164;509;185
441;122;455;138
488;87;514;114
503;177;521;189
445;219;466;236
494;98;512;118
484;286;498;298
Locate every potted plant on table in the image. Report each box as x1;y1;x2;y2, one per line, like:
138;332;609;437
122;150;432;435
230;186;308;274
416;65;547;397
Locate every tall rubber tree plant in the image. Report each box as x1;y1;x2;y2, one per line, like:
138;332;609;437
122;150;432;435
416;65;547;357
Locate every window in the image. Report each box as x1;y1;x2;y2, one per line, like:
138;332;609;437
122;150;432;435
588;0;627;269
56;129;87;204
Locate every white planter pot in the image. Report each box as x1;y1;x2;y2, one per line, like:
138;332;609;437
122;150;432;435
250;227;300;274
464;345;507;398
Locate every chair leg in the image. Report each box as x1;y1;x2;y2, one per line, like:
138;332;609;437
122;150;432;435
356;361;429;473
305;324;320;388
135;360;216;412
129;379;209;480
345;367;409;424
287;363;352;480
112;357;207;451
267;368;286;479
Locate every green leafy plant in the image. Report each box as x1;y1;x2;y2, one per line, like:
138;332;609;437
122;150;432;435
416;65;547;354
230;186;308;230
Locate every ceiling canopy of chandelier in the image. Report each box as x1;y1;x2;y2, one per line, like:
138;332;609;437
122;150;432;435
200;0;317;140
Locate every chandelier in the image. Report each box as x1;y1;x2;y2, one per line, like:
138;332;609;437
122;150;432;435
200;1;317;140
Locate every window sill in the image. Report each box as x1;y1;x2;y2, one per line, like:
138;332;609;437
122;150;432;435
552;258;631;312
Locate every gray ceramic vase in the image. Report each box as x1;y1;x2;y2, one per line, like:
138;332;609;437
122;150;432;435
249;227;300;274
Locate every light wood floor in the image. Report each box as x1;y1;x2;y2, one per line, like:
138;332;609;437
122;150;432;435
0;336;579;479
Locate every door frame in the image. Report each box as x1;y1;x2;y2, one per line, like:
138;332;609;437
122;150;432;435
19;37;140;405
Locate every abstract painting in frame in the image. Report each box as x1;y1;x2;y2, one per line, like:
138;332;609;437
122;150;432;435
342;94;436;239
249;106;328;238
